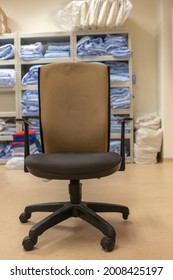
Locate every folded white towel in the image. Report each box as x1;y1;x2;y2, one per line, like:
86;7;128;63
98;0;111;27
89;0;103;28
106;0;119;28
80;1;89;28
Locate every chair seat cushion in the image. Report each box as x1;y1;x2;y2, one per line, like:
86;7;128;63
25;152;122;180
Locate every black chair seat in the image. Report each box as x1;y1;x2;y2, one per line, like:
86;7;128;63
25;152;122;180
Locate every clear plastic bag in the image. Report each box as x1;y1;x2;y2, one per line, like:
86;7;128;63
135;128;163;152
56;0;133;31
56;1;86;31
5;157;24;170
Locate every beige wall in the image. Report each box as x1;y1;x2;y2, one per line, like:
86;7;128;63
1;0;173;158
0;0;70;32
155;0;173;159
125;0;158;115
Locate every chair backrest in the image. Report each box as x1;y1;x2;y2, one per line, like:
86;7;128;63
38;62;110;153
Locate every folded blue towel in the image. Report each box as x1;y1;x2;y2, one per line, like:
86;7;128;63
0;69;16;87
20;42;44;60
21;65;41;85
0;44;14;60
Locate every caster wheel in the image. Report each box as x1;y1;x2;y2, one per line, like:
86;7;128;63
19;212;31;223
122;212;129;220
101;237;115;252
22;236;37;251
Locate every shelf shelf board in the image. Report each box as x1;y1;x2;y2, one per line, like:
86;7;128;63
20;57;73;65
0;111;16;117
0;135;13;141
110;133;131;139
111;109;131;115
75;55;129;62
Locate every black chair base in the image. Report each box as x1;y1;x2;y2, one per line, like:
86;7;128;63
19;180;130;252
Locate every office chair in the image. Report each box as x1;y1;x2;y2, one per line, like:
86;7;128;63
19;62;130;252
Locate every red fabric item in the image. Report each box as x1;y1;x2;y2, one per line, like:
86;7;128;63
12;129;35;137
10;142;24;146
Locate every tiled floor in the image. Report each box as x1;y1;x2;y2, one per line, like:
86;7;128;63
0;162;173;260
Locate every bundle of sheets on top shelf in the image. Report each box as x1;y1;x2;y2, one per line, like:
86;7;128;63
57;0;133;31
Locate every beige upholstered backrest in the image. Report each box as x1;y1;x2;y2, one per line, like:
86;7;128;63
39;62;110;153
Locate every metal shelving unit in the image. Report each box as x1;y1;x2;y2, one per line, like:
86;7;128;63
0;33;18;163
0;30;134;164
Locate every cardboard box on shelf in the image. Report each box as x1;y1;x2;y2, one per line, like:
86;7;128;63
0;20;11;34
0;7;7;23
0;7;11;34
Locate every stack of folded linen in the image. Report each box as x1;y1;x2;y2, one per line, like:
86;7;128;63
21;90;39;116
10;129;40;158
21;65;41;85
26;118;40;136
20;42;44;60
134;113;161;130
111;87;130;108
77;35;132;58
0;69;16;87
111;115;131;134
0;118;16;136
134;113;163;164
104;34;132;57
110;87;130;109
20;90;41;142
77;36;107;56
110;139;130;157
110;115;131;157
57;0;133;31
6;129;40;169
0;44;14;60
106;61;129;82
0;142;11;159
44;42;70;58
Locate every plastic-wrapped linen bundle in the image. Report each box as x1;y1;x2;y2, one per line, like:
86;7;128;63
134;144;159;164
56;0;133;31
134;114;163;164
134;113;161;130
135;128;163;152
